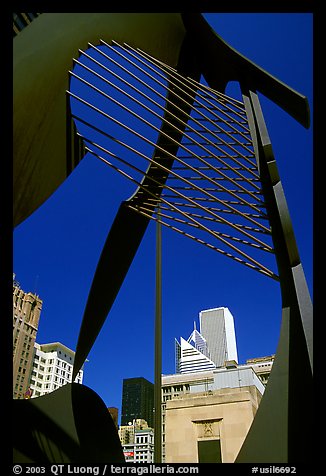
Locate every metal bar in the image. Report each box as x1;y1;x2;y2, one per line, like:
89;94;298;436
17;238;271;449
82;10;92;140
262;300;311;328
128;204;278;281
168;175;260;182
161;193;266;210
65;91;73;176
173;164;257;170
82;44;260;180
69;98;269;229
75;121;271;245
170;185;262;196
118;41;258;163
153;199;268;220
186;74;247;116
68;72;261;210
178;148;254;152
158;204;271;235
154;205;162;463
138;204;273;251
82;140;275;265
132;43;248;120
100;40;256;160
134;47;254;160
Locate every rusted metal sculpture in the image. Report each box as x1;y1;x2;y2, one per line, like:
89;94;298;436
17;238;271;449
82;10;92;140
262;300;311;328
13;13;312;463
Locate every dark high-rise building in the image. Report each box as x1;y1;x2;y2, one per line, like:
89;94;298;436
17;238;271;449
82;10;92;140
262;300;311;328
121;377;154;428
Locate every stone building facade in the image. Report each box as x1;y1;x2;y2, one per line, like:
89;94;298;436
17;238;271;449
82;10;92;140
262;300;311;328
165;385;263;463
13;279;42;399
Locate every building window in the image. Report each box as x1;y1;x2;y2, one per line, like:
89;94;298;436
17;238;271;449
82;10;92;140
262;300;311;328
173;385;183;392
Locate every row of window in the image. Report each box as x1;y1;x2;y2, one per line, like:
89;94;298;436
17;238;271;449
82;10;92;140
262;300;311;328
31;368;73;381
14;339;33;352
14;327;34;338
32;367;82;380
34;355;51;363
31;378;67;388
34;358;73;369
19;358;29;367
163;395;172;402
126;457;153;462
15;372;27;385
31;383;61;397
162;384;189;393
131;453;152;457
20;350;30;359
30;377;82;394
135;436;153;444
35;353;73;363
17;366;27;374
58;350;73;360
125;452;153;460
34;363;70;372
183;349;200;356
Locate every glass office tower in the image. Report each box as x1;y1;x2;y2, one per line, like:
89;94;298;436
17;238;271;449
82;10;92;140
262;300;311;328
121;377;154;428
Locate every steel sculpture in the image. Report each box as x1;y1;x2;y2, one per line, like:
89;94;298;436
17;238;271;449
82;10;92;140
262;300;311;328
13;13;312;463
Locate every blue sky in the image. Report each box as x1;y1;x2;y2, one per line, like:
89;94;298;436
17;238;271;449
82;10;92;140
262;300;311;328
13;13;313;421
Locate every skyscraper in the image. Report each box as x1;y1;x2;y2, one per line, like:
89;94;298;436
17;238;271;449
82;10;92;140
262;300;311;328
29;342;84;398
175;336;216;374
199;307;238;368
121;377;154;428
175;307;238;374
13;276;42;399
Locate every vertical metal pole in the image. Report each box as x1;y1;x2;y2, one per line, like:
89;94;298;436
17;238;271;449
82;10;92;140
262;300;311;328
154;207;162;463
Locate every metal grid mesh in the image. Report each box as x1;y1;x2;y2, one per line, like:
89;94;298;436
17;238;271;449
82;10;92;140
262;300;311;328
67;40;278;280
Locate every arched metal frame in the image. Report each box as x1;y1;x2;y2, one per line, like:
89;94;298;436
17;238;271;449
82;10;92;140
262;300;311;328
13;12;312;464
